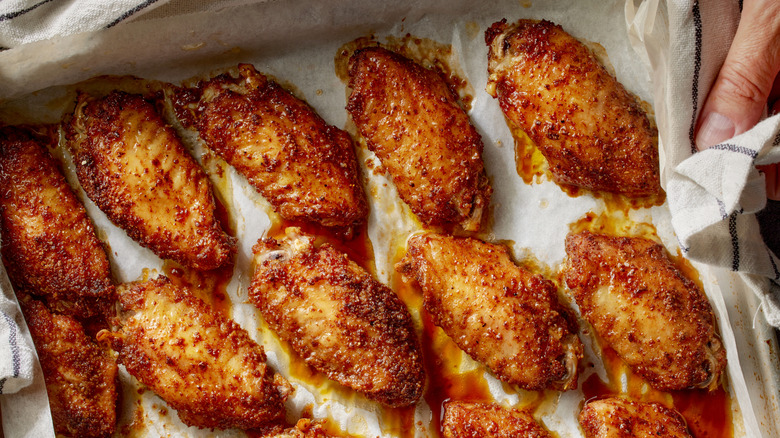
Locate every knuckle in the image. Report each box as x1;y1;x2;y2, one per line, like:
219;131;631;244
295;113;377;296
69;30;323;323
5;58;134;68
715;61;771;107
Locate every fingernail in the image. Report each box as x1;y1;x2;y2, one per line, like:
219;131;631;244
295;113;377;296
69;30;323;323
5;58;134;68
695;111;735;150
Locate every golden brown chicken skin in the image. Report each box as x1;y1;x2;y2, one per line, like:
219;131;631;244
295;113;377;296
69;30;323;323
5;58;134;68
397;232;582;391
257;419;336;438
0;126;114;319
97;276;290;430
249;228;424;407
172;64;368;232
20;297;118;438
485;19;660;197
441;401;552;438
64;91;235;270
346;46;491;231
579;397;692;438
564;231;726;391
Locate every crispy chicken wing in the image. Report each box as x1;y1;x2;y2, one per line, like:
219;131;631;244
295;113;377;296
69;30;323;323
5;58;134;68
20;297;118;438
64;91;235;270
249;228;424;407
397;232;582;391
441;401;552;438
485;19;660;197
172;64;368;231
0;126;114;319
564;231;726;390
97;276;290;430
346;46;491;231
257;419;335;438
579;397;692;438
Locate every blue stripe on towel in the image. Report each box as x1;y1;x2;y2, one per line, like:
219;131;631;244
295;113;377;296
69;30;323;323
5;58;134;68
0;310;21;394
0;0;56;21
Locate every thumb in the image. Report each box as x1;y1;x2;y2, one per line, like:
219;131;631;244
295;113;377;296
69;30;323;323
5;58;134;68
695;0;780;150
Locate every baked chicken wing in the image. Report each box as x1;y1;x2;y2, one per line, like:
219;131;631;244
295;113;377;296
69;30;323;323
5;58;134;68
579;397;692;438
257;419;335;438
564;231;726;390
172;64;368;231
20;297;118;438
346;46;491;231
485;19;660;197
97;276;290;430
0;126;113;319
249;228;424;407
397;232;582;391
64;91;235;270
441;401;552;438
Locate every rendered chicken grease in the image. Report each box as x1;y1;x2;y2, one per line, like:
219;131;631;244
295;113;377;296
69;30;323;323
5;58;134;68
565;231;726;392
248;227;424;408
397;232;583;392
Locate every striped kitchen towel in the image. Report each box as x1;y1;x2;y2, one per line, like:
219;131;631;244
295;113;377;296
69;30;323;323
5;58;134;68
629;0;780;326
0;263;34;395
0;0;276;50
0;0;171;49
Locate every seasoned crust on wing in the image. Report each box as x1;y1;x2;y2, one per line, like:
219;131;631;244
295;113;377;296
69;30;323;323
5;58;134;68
441;401;552;438
579;397;693;438
346;46;491;231
397;232;582;391
97;276;289;430
254;418;336;438
486;19;660;197
564;231;726;391
64;91;235;270
0;126;114;319
20;297;118;438
249;228;424;407
172;64;368;231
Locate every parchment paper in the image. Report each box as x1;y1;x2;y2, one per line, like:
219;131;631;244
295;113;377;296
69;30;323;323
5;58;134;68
0;0;777;437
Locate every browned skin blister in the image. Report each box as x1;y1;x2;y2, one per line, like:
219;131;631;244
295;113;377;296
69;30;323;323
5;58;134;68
172;64;368;232
346;46;491;231
0;126;114;319
441;401;552;438
249;228;424;407
579;397;693;438
564;231;726;391
486;19;660;197
97;276;290;430
397;232;582;391
20;297;118;438
64;91;235;270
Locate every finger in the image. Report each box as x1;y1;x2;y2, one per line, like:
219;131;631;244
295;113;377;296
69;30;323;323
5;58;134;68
695;0;780;150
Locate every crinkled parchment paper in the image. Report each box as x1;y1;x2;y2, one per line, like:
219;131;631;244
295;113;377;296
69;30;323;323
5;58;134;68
1;0;778;437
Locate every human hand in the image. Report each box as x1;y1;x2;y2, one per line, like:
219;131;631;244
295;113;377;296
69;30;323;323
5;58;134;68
694;0;780;200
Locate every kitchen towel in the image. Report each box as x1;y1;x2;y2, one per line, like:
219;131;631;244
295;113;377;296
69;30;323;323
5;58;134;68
628;0;780;327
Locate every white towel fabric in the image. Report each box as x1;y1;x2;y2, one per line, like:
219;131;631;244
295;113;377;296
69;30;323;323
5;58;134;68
0;0;270;50
0;0;172;49
0;264;34;395
628;0;780;327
